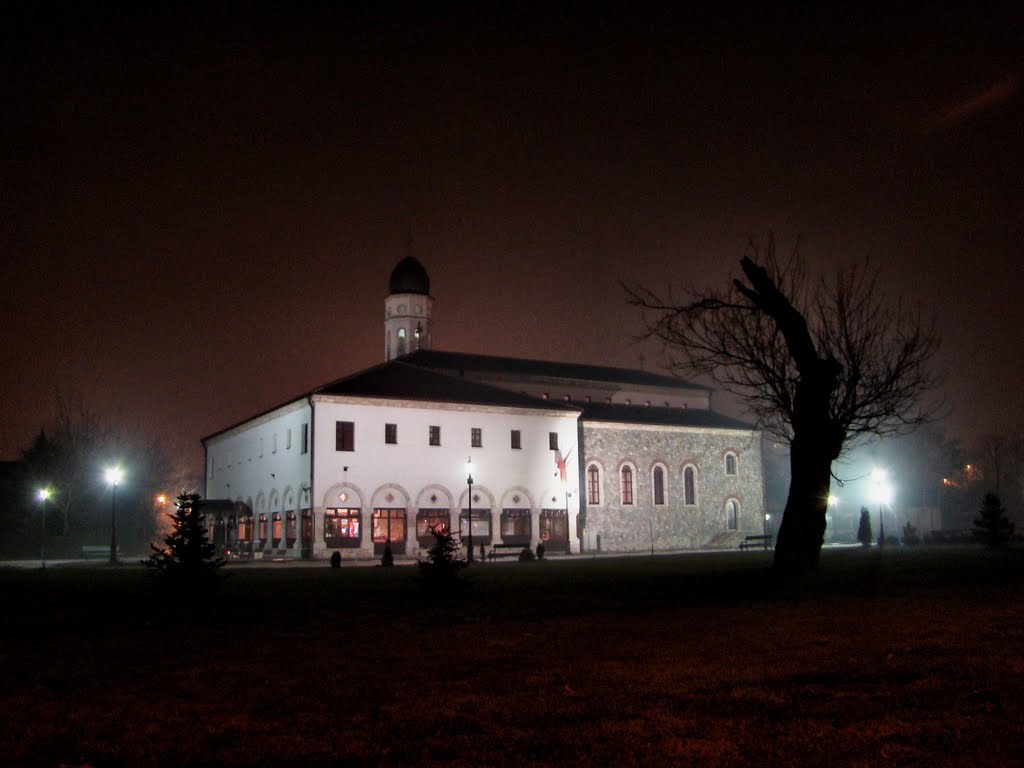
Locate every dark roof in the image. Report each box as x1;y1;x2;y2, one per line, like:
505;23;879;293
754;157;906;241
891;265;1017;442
314;361;581;412
399;349;710;391
388;256;430;295
202;358;580;443
578;402;756;430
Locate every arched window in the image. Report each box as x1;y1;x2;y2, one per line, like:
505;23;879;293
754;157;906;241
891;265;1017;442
683;465;697;506
620;465;634;505
397;327;407;356
726;499;739;530
652;465;665;505
725;452;738;476
587;464;601;505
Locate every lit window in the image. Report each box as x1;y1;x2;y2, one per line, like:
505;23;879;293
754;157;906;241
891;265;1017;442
587;464;601;505
500;509;531;543
258;513;268;541
511;429;521;449
336;421;354;451
385;423;398;445
416;509;450;547
653;466;665;505
272;512;282;544
621;466;634;505
429;426;441;446
325;508;361;548
471;427;482;448
460;509;492;541
397;328;407;356
285;510;297;542
372;508;407;554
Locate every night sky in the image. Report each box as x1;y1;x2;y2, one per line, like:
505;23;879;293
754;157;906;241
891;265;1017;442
2;4;1022;473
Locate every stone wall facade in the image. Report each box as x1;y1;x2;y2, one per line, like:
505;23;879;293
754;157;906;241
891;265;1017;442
580;422;764;552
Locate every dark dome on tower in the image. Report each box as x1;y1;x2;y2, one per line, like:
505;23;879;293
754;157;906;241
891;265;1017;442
388;256;430;295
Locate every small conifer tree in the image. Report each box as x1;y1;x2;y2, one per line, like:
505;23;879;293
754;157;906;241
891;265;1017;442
418;525;467;584
145;493;225;589
973;492;1015;548
857;507;873;547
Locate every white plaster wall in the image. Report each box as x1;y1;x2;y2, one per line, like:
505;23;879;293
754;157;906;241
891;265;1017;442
310;395;581;560
204;399;313;555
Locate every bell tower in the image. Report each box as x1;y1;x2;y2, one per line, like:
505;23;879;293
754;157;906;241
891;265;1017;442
385;256;433;361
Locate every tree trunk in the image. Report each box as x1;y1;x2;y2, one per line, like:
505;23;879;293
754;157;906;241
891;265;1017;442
773;433;833;574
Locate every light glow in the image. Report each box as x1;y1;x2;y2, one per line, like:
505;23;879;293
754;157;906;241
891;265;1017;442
105;466;123;487
870;468;893;505
37;488;51;502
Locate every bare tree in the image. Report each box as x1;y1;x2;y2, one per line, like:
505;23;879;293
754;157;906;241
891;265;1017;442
626;235;941;573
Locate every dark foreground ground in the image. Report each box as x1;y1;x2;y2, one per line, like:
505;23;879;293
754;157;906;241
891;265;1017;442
1;547;1022;767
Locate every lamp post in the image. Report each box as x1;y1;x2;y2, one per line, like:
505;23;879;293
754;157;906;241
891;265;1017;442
465;457;474;564
564;486;573;555
37;488;50;568
871;468;893;551
105;466;123;565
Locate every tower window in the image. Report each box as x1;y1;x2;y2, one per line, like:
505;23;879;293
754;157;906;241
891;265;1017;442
429;426;441;446
511;430;521;450
385;423;397;444
549;432;559;451
471;428;482;448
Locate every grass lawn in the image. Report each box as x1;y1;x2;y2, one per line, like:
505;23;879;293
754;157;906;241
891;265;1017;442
1;547;1022;767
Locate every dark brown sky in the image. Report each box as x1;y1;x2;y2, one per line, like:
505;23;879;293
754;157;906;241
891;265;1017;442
2;4;1022;471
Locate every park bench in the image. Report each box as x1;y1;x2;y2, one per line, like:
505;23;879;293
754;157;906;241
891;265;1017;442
487;543;528;560
738;534;773;551
81;545;119;559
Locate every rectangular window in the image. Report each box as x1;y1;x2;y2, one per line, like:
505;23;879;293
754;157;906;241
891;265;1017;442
511;429;521;450
549;432;559;450
460;509;491;540
273;433;278;453
416;509;450;546
471;427;482;448
429;425;441;446
500;509;531;543
336;421;354;452
372;508;407;555
301;423;309;454
587;465;600;505
385;423;398;444
286;429;292;450
324;508;361;548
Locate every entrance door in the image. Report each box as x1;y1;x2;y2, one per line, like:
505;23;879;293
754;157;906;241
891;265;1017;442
540;509;568;550
373;508;407;555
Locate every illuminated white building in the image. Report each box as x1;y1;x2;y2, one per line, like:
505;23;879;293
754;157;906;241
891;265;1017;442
202;257;764;560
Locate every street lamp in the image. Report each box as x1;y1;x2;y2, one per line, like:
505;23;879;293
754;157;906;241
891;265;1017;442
465;457;474;564
871;468;893;550
105;466;123;564
37;488;50;568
